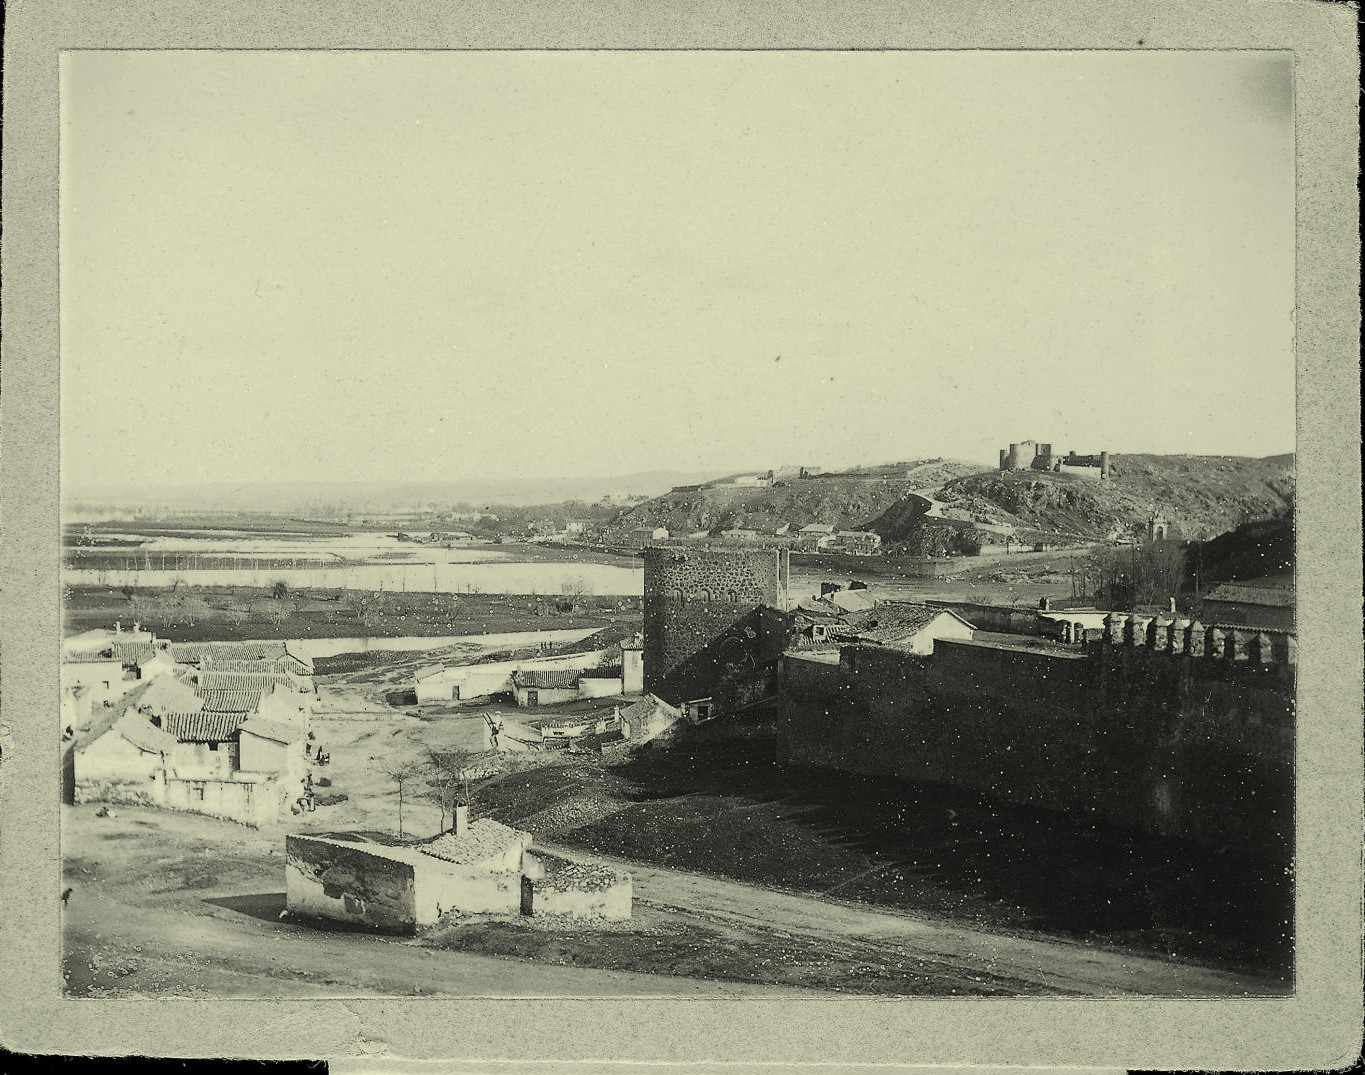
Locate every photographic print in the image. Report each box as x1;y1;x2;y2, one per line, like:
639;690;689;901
53;47;1305;1005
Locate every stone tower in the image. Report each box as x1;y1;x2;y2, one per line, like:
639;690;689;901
642;547;791;705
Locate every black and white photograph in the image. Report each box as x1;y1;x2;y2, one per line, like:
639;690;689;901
2;1;1360;1067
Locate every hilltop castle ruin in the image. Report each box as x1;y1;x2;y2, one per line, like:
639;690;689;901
999;441;1110;480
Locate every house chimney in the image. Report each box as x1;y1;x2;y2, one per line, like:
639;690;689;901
454;802;469;837
134;621;141;633
1169;596;1177;614
1039;597;1051;611
115;621;122;634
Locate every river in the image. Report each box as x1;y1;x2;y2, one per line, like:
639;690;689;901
248;627;601;660
64;559;645;596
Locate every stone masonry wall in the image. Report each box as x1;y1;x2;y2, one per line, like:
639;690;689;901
285;836;418;934
778;629;1293;856
643;547;789;704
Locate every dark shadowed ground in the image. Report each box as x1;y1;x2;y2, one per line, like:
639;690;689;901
476;732;1293;984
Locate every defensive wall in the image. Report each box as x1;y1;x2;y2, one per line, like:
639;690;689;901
777;615;1294;856
643;546;790;704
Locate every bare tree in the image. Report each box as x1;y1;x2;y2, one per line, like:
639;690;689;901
384;757;429;839
425;747;475;824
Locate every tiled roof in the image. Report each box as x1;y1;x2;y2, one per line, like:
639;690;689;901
111;641;158;666
414;664;446;682
852;603;969;644
828;589;877;613
620;694;682;724
1204;582;1295;608
162;711;244;743
198;670;298;693
208;659;300;674
171;641;310;671
799;523;835;534
578;665;623;680
512;668;582;690
795;597;846;619
73;680;155;753
196;688;263;713
137;674;205;716
619;633;644;651
116;716;180;754
62;651;121;664
419;819;528;868
238;716;305;745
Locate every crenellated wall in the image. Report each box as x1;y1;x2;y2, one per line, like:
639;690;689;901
778;619;1294;856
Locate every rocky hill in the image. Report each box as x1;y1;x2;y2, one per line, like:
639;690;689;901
935;454;1295;543
601;453;1295;547
597;460;991;542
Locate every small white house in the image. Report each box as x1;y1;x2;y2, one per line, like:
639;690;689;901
512;668;582;708
849;604;976;655
60;654;132;709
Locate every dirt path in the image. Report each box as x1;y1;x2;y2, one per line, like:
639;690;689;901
538;842;1279;997
60;807;821;999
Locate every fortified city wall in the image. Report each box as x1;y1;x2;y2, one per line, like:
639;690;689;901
777;615;1294;856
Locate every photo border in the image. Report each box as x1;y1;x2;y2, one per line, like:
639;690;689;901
2;0;1360;1066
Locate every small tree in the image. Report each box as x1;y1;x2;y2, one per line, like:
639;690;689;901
270;579;290;600
384;757;429;839
425;747;475;834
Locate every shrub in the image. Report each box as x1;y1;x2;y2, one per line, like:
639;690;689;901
315;792;348;806
315;777;332;788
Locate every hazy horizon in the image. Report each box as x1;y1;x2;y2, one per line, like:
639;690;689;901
61;51;1295;489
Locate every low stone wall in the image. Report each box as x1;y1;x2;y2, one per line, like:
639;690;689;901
522;852;632;920
417;863;523;920
73;776;161;807
162;774;286;827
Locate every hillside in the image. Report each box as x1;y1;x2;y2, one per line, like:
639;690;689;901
598;460;992;541
936;454;1295;543
1188;511;1295;585
602;453;1295;547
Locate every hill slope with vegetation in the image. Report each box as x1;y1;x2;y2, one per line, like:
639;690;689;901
936;454;1295;543
601;454;1295;548
597;460;991;542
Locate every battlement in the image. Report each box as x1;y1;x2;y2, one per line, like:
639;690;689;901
1096;612;1296;666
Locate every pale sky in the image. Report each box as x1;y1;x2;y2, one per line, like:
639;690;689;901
61;50;1295;488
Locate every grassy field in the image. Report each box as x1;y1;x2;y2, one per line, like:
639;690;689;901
63;584;639;642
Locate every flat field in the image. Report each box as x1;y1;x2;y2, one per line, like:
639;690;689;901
63;584;638;642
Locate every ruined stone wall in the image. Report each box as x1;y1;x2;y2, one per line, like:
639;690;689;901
778;627;1294;855
285;836;418;934
643;547;789;704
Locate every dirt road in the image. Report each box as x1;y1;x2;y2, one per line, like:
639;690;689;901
539;842;1280;997
60;806;821;998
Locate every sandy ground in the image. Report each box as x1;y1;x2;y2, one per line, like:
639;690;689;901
535;842;1280;997
60;806;807;998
